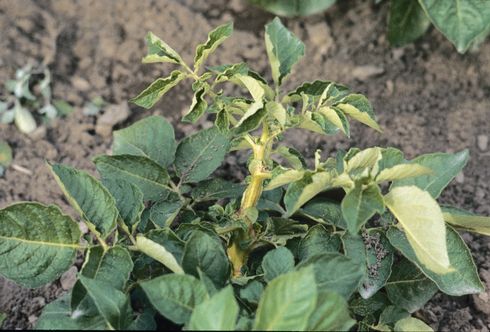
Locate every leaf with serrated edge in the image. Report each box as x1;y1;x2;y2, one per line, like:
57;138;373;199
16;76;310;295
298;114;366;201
194;22;233;72
130;71;186;109
112;115;176;167
0;203;81;288
265;17;305;86
188;286;239;330
50;163;117;238
385;186;451;274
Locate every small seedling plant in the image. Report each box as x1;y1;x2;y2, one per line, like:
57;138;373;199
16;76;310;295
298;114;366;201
0;64;73;134
250;0;490;53
1;18;489;331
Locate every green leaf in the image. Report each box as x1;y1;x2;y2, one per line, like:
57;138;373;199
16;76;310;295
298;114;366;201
102;178;144;231
0;203;81;288
336;94;381;132
394;317;433;332
265;17;305;86
142;31;183;64
387;225;484;296
318;106;350;137
385;186;451;274
392;149;469;198
188;286;239;330
182;230;230;288
79;276;132;330
146;228;185;263
140;274;208;325
262;247;295;282
127;309;157;331
388;0;431;46
94;155;171;201
135;235;184;274
300;197;347;229
194;22;233;72
112;115;177;167
0;140;12;175
36;294;106;330
130;70;186;109
378;305;410;326
72;246;133;311
183;87;208;123
191;178;245;202
341;183;385;234
254;267;317;331
50;163;117;238
234;107;267;135
274;146;306;170
284;171;333;216
266;101;287;127
297;253;364;299
377;148;405;173
175;127;229;183
298;225;341;261
442;206;490;236
240;280;264;306
150;199;182;228
250;0;336;17
385;258;438;313
307;289;355;331
418;0;490;53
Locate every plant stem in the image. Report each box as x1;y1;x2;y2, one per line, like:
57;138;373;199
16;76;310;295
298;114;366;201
227;124;272;277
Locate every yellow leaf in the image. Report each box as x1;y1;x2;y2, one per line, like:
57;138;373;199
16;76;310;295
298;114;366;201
346;147;381;173
265;169;305;191
384;186;452;274
376;164;433;183
337;102;382;132
318;107;347;135
443;212;490;236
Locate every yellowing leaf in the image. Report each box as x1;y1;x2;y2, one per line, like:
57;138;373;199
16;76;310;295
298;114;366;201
443;209;490;236
336;94;381;132
394;317;433;332
285;172;333;216
135;235;184;274
265;169;304;191
376;164;433;183
346;147;381;173
384;186;452;274
318;107;349;136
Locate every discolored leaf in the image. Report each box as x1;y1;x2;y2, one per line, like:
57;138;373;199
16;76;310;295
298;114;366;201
50;163;118;238
384;186;451;274
0;203;81;288
376;163;432;183
442;206;490;236
130;71;186;109
142;31;183;64
284;171;333;216
336;94;381;132
387;225;484;296
135;235;184;274
250;0;336;17
183;87;208;123
194;22;233;72
394;317;433;332
392;150;469;199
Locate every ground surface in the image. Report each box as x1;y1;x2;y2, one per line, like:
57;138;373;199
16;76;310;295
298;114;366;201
0;0;489;330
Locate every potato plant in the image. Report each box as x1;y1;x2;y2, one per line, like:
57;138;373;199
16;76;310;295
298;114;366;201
1;18;489;331
250;0;490;53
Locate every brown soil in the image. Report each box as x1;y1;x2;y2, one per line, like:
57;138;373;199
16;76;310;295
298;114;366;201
0;0;489;330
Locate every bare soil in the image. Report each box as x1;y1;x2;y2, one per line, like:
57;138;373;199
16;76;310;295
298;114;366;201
0;0;489;330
